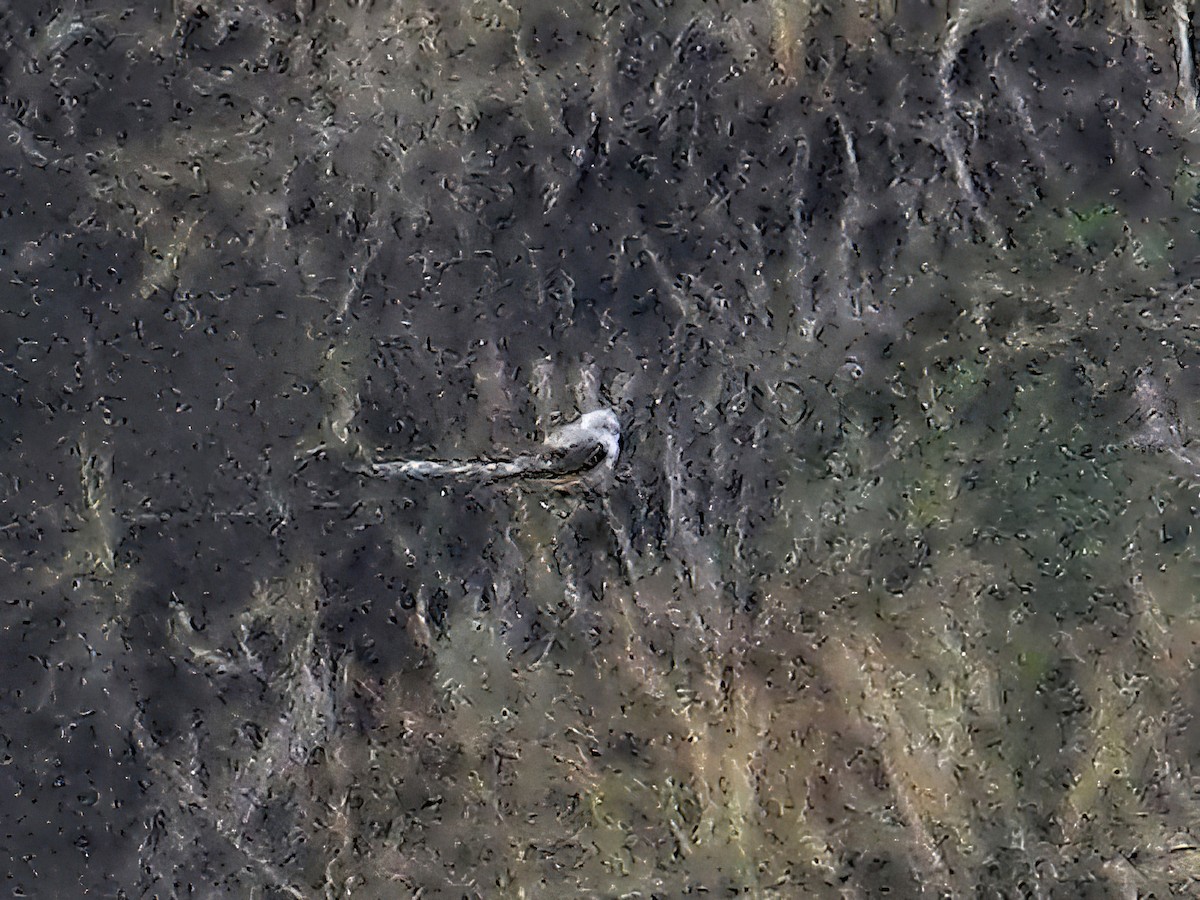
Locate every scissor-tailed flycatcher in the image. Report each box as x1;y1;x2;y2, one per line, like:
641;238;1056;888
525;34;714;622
355;409;621;489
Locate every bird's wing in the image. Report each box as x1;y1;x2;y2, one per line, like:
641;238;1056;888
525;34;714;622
513;441;608;481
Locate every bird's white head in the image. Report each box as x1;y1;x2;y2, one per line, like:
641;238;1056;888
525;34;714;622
546;408;621;467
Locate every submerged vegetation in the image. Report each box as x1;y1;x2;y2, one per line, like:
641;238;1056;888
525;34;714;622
2;0;1199;895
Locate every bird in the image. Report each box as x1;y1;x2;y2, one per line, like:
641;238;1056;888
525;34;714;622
353;409;621;491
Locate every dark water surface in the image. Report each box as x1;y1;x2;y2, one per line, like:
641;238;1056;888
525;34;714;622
3;1;1200;896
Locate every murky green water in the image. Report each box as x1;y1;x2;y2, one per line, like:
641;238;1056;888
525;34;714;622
2;1;1199;896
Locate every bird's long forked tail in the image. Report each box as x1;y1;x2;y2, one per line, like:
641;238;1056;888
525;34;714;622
361;456;536;482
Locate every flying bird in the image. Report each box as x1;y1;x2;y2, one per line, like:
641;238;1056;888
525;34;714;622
354;409;621;490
